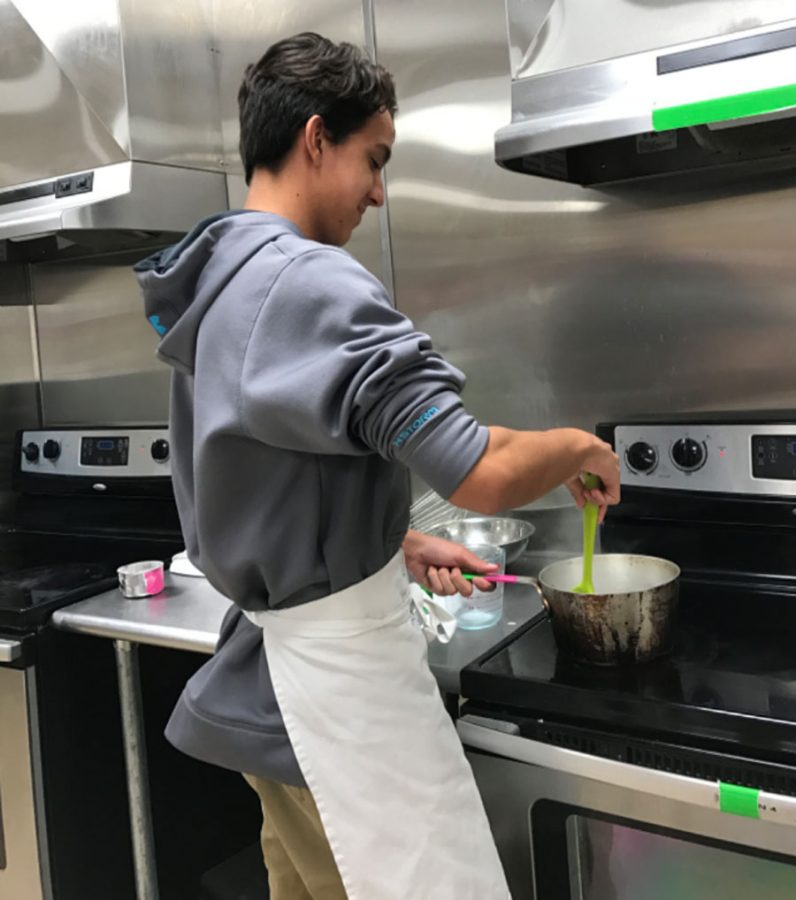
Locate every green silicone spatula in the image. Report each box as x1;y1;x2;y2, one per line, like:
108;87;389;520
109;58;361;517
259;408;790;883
572;473;601;594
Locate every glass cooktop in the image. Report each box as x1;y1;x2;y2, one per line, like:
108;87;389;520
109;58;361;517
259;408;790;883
461;577;796;764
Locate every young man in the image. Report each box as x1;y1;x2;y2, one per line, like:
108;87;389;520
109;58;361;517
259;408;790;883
135;33;619;900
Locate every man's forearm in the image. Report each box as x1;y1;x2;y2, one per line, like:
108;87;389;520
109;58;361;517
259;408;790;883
486;427;594;505
449;426;608;514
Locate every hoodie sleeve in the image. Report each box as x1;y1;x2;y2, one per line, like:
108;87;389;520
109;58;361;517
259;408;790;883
239;247;488;498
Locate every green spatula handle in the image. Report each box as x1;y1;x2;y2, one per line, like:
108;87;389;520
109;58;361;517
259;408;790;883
581;498;598;589
576;473;601;594
582;472;602;494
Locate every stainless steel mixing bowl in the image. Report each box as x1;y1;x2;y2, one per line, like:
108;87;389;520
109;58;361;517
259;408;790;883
426;517;535;564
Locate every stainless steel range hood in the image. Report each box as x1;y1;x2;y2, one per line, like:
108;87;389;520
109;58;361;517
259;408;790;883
497;2;796;186
0;0;227;251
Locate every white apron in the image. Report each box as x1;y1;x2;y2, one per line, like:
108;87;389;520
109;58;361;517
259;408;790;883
244;551;510;900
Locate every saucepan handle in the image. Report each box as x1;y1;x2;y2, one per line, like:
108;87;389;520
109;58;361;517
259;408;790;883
522;576;549;615
477;574;549;612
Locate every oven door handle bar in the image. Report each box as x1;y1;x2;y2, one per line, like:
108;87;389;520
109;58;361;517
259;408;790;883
457;715;796;826
0;638;22;662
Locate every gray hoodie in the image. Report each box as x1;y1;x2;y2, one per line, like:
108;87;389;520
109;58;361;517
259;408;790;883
135;211;488;785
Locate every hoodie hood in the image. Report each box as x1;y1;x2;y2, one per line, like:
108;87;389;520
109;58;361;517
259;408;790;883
134;210;305;375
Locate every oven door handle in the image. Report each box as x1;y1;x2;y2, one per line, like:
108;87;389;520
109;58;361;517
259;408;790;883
458;715;796;827
0;637;22;663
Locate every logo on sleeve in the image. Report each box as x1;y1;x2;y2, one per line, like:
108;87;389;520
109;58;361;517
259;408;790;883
148;314;168;336
393;406;441;448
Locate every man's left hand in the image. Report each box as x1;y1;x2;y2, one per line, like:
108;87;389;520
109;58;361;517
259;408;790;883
402;529;498;597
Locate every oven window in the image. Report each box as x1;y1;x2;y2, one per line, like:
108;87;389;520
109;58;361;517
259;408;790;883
567;815;796;899
531;801;796;899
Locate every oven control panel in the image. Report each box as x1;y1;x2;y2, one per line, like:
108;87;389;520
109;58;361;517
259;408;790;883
614;423;796;496
19;428;171;478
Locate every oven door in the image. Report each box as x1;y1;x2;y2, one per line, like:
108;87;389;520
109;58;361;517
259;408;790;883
459;716;796;899
0;641;46;900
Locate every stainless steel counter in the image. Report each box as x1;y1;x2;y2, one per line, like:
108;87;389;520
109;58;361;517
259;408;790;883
53;574;229;654
53;572;545;693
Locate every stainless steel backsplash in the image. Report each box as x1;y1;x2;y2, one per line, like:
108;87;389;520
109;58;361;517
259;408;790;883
30;259;171;426
2;0;796;522
0;265;40;504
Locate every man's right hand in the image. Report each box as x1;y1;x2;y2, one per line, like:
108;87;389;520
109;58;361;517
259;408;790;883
564;436;621;522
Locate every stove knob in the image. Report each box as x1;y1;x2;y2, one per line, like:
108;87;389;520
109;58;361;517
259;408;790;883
23;442;40;462
626;441;657;474
671;438;706;471
150;439;170;462
43;439;61;461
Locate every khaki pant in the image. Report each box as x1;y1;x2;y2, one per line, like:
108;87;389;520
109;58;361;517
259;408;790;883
244;773;347;900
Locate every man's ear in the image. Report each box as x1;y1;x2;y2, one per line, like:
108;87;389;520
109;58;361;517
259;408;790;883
304;115;325;166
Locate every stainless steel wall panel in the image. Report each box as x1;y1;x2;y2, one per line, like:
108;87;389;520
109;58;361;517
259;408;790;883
375;0;796;509
120;0;224;170
31;262;169;426
0;266;40;503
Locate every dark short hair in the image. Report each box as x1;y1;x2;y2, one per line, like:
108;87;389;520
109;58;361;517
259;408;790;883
238;32;397;183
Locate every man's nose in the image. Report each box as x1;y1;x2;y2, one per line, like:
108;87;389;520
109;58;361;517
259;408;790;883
369;172;385;208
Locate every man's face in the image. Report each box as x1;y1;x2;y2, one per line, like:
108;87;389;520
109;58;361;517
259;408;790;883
313;109;395;247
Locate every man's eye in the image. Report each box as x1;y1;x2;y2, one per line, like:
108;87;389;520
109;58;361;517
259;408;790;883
370;158;382;171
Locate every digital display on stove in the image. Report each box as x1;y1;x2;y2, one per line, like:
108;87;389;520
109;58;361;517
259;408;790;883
752;435;796;480
80;436;129;467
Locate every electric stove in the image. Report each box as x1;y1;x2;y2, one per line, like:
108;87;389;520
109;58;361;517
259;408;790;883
459;415;796;899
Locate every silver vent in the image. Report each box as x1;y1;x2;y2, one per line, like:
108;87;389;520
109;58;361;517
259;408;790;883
497;4;796;185
0;0;227;247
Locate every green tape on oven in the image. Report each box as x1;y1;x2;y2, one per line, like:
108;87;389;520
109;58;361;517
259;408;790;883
719;782;760;819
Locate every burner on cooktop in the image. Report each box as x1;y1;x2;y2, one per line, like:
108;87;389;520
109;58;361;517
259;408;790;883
0;563;112;608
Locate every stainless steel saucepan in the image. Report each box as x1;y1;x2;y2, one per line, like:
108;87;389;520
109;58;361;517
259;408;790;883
536;554;680;666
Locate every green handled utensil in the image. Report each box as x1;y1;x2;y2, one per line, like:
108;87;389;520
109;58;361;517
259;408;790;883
572;473;601;594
